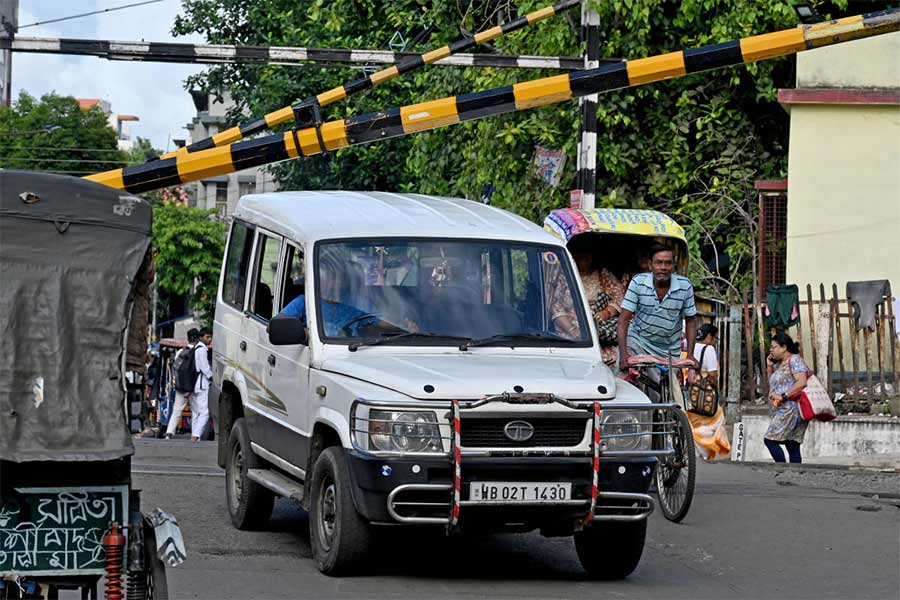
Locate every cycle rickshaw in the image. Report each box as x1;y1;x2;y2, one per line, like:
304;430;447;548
544;208;697;522
0;171;185;598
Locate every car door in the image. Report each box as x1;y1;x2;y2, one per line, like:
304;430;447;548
265;241;312;469
242;229;289;452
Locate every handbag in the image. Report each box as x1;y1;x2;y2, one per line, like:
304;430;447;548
685;345;718;417
786;358;837;421
797;374;837;421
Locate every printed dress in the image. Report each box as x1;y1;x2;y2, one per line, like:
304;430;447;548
764;354;810;443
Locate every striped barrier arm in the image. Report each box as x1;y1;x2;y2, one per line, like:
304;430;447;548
161;0;580;159
2;36;585;71
85;8;900;193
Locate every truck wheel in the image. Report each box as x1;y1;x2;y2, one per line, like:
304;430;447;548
309;446;372;575
225;417;274;530
574;519;646;580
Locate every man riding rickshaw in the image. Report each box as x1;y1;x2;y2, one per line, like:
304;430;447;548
544;207;706;522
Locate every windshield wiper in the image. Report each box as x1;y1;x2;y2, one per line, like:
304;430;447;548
348;331;474;351
463;332;579;349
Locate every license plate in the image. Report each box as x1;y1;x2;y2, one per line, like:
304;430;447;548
469;482;571;503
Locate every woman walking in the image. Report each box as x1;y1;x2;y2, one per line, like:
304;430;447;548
764;332;810;463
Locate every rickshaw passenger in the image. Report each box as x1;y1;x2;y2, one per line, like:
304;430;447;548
572;247;630;365
617;245;698;394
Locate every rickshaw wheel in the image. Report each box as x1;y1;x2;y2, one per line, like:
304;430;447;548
654;407;696;523
137;520;168;600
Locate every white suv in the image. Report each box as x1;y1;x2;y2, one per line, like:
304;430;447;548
210;191;665;578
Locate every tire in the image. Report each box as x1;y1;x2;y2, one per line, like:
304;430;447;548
574;519;647;580
143;520;169;600
309;447;373;575
655;407;696;523
225;418;275;530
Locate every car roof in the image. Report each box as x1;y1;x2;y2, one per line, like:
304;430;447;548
233;191;560;245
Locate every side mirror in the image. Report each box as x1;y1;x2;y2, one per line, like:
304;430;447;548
267;315;308;346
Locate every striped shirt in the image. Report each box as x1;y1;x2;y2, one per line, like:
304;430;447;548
621;273;697;356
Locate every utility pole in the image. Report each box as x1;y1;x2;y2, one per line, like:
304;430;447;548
575;0;599;210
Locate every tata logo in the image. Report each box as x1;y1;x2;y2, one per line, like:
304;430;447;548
504;420;534;442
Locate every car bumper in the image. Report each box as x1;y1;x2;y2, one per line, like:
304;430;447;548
346;450;656;529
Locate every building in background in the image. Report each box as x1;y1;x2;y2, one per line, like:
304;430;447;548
0;0;18;106
76;98;141;151
779;31;900;295
181;90;278;219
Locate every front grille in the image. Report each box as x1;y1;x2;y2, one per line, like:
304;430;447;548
460;417;587;448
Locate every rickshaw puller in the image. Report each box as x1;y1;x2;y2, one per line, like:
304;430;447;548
617;245;699;398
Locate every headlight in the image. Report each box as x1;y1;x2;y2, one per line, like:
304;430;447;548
369;410;442;453
600;411;650;451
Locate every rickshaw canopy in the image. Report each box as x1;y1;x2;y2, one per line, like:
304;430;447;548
0;171;152;462
543;208;689;269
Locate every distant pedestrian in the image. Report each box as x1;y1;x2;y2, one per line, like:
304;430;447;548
191;328;213;441
166;328;200;440
764;332;810;463
684;323;730;461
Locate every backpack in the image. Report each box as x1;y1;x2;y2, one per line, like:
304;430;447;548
173;346;199;393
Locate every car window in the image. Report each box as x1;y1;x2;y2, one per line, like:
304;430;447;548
279;244;305;314
314;239;589;344
249;233;282;321
222;220;255;310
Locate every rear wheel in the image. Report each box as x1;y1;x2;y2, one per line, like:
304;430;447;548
574;519;647;579
309;447;373;575
654;406;696;522
225;418;274;530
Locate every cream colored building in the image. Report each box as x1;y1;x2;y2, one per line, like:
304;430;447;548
781;32;900;295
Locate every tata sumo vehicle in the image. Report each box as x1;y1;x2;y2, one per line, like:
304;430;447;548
0;171;182;599
211;191;680;578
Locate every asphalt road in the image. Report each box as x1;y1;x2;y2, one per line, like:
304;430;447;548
133;438;899;600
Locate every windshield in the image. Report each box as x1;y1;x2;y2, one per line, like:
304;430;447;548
314;239;590;347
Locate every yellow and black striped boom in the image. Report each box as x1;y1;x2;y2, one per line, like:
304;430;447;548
160;0;580;159
87;8;900;193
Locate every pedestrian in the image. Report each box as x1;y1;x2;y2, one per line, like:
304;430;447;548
617;244;699;398
191;328;213;441
693;323;719;385
684;323;731;460
165;328;200;440
764;332;810;463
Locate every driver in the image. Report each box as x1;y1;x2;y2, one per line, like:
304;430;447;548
277;260;369;336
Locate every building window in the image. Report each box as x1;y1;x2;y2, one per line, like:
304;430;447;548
238;181;255;198
756;180;788;295
215;182;229;217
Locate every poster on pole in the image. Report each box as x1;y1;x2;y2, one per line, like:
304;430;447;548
532;146;566;187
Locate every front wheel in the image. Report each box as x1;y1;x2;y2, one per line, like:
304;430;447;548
574;519;647;580
142;519;169;600
309;447;373;575
655;407;696;522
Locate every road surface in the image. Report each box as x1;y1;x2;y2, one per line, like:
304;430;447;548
133;438;899;599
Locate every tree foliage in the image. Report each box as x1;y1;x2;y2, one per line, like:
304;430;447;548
151;198;226;326
0;92;125;175
173;0;847;299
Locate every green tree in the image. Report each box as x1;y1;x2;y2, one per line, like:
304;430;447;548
127;136;162;165
173;0;848;299
0;92;126;175
151;199;227;326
